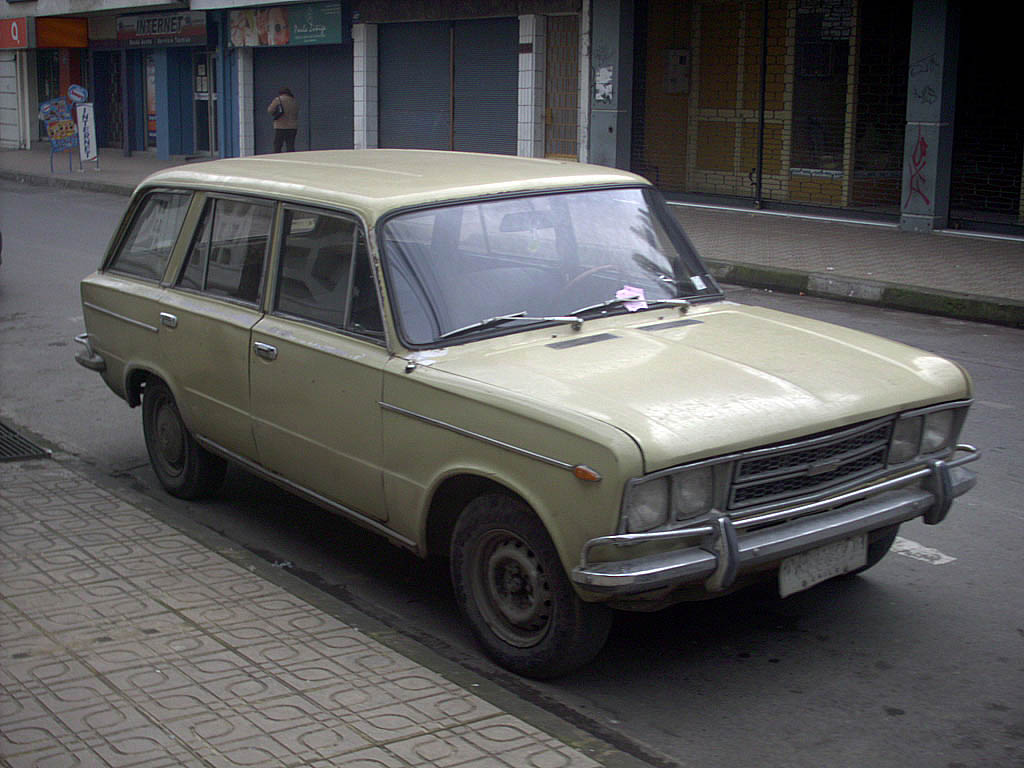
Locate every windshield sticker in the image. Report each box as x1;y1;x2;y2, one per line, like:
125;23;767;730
691;275;707;291
616;285;648;312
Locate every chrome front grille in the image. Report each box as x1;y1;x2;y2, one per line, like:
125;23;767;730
728;420;892;511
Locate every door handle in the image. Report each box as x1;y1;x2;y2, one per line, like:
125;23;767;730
253;341;278;361
159;312;178;329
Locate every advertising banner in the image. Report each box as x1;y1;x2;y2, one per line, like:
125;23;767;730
229;2;343;47
77;103;99;163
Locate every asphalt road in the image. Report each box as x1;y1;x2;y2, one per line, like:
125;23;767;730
2;181;1022;768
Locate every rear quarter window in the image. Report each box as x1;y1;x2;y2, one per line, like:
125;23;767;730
106;190;192;281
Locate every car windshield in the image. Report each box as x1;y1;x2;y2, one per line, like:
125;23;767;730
380;186;722;346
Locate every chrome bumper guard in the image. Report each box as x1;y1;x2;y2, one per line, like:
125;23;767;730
572;445;979;596
74;333;106;372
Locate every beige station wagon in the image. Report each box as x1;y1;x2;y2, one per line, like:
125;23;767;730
76;150;979;678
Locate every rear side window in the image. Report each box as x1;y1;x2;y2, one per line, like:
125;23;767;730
274;207;384;340
177;196;274;304
106;191;191;281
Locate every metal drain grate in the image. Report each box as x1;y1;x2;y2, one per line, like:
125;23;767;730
0;423;50;462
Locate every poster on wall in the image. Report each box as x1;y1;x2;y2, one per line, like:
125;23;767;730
229;2;343;47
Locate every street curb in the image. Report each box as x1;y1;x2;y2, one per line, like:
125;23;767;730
706;259;1024;329
0;167;135;197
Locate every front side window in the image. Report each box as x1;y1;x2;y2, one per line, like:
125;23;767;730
274;208;384;340
106;190;191;281
177;196;274;304
381;186;721;346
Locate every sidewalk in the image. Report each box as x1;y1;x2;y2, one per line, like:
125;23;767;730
2;144;1023;327
1;457;649;768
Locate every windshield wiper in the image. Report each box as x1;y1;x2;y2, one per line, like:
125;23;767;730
570;297;691;316
439;311;583;341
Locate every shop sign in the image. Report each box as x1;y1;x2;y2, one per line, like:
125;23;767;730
0;17;32;49
229;2;344;48
117;12;207;48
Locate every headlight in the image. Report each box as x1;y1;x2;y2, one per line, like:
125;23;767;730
623;477;669;533
670;466;714;521
889;416;923;464
922;409;956;454
623;466;716;533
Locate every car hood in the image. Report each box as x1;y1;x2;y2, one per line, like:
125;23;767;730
418;303;971;472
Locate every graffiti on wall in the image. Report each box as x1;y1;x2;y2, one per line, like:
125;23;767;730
905;126;930;208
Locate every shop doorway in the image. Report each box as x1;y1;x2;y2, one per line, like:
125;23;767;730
36;50;60;141
192;50;218;155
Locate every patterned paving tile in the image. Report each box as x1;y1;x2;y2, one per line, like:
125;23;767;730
0;462;608;768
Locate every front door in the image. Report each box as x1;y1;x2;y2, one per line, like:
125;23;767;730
249;205;389;520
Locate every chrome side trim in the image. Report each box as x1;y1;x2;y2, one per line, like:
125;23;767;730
193;436;418;552
380;402;575;472
83;302;159;333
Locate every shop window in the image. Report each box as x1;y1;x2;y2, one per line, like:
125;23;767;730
790;4;851;172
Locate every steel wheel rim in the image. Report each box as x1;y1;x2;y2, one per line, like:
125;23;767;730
153;398;185;478
470;529;553;648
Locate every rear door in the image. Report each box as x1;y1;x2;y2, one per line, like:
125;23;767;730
160;193;274;461
249;205;389;520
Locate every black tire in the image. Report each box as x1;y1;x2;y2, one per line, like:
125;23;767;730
142;379;226;500
451;493;613;679
846;524;900;576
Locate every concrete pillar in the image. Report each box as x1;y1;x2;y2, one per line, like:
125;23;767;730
588;0;633;169
353;23;378;150
899;0;959;232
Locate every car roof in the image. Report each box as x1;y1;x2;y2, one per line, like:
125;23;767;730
140;149;650;221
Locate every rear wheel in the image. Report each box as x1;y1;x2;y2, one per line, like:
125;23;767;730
142;379;226;499
451;493;612;679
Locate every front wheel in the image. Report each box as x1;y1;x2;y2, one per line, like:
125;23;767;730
142;379;226;500
451;494;612;679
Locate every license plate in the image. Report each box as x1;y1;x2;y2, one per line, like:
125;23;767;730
779;535;867;598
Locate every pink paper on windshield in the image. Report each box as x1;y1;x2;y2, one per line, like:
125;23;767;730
616;285;648;311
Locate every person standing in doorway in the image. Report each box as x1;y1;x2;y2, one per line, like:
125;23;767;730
268;87;299;152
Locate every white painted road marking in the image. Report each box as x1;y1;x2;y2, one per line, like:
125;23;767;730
892;537;957;565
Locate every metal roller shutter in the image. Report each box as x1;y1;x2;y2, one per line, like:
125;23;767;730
379;22;451;150
452;18;518;155
253;44;353;154
306;44;353;150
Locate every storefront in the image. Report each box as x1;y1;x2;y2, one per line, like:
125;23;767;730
89;10;215;158
228;1;351;154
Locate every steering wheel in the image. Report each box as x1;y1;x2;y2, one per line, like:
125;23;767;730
560;264;617;296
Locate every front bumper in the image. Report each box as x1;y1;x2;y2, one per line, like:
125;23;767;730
571;445;979;597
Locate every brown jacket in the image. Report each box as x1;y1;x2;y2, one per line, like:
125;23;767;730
268;93;299;130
